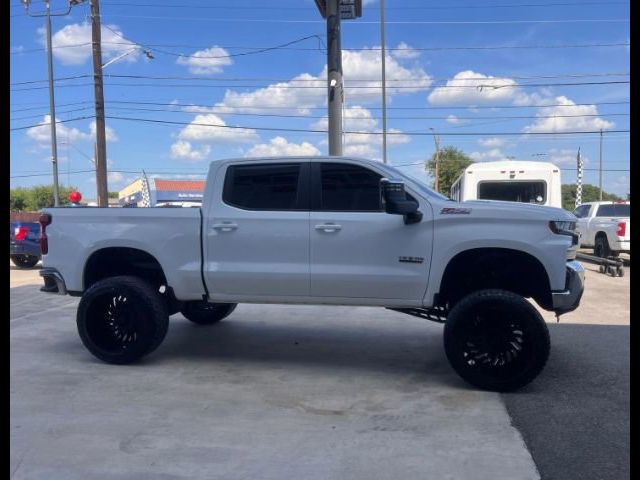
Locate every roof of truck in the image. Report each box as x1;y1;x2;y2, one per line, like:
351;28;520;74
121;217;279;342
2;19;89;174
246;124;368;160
466;160;560;171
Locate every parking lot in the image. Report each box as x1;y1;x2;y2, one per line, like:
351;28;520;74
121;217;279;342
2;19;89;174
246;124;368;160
10;258;629;480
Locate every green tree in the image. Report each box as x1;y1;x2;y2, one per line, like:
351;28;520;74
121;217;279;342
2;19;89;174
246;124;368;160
10;185;79;211
561;183;622;211
9;188;29;212
425;146;473;196
108;191;119;199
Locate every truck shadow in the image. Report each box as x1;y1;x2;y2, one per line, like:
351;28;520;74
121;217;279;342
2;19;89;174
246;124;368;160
151;312;462;385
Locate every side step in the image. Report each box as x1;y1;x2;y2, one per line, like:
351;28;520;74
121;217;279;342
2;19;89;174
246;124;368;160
386;306;448;323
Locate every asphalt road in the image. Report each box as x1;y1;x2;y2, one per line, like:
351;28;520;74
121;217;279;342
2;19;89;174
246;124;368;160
503;323;630;480
10;259;629;479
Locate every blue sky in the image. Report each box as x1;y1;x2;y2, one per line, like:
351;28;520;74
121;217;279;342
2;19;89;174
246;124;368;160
10;0;630;199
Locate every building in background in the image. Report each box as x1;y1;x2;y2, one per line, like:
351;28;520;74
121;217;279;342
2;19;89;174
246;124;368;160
118;177;205;207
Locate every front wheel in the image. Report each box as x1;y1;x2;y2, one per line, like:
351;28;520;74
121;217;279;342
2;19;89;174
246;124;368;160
10;254;40;268
443;289;550;392
180;301;237;325
77;276;169;364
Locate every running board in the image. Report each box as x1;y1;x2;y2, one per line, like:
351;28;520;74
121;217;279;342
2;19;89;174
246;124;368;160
386;306;448;323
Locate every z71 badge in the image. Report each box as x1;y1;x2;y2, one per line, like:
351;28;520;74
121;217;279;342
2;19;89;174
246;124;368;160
440;207;472;215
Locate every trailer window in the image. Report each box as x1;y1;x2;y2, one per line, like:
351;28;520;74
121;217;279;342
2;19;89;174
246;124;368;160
477;181;546;204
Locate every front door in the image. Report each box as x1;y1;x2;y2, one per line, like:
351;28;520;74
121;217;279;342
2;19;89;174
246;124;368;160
309;161;432;302
204;161;310;299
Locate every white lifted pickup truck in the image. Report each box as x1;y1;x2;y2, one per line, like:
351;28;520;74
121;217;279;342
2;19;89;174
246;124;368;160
39;156;584;391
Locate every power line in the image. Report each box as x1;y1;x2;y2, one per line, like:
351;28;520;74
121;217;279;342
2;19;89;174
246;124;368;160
99;1;630;10
10;41;629;55
103;114;631;136
101;14;631;24
10;116;94;131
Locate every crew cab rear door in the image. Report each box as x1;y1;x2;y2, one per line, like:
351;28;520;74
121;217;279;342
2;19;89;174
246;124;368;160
309;161;433;302
203;161;310;299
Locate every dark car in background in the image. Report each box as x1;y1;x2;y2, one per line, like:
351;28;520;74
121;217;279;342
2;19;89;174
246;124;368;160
10;221;41;268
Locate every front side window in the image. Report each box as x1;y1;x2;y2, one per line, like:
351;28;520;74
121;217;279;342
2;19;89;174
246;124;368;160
223;163;302;210
319;163;383;211
596;204;630;217
478;181;547;204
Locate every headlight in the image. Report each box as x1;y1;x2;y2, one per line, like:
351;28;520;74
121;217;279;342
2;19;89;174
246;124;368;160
549;220;576;235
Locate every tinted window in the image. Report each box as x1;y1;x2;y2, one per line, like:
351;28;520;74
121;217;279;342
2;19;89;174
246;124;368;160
596;204;630;217
320;163;382;211
223;163;301;210
478;181;546;204
573;205;590;218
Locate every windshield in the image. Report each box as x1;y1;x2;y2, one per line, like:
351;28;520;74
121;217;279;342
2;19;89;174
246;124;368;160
596;204;630;217
379;163;451;201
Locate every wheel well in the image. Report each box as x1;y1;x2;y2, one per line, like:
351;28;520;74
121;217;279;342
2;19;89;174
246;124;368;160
438;248;552;310
84;247;168;291
595;232;607;241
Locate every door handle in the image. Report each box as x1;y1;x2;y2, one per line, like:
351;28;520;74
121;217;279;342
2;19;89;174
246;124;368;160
211;222;238;232
315;223;342;232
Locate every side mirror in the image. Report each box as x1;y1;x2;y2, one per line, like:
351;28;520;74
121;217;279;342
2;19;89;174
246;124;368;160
380;178;423;225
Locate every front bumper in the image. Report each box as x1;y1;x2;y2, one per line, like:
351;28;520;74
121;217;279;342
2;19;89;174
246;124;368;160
551;260;585;315
39;268;67;295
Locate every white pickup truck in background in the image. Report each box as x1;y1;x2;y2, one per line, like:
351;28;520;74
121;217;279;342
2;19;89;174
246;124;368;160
574;201;630;257
38;156;584;392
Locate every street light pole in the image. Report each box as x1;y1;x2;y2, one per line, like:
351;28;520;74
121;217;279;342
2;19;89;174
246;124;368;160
22;0;76;206
599;129;603;201
44;1;60;206
380;0;387;163
430;128;441;192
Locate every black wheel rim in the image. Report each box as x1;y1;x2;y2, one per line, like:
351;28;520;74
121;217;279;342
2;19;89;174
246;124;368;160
85;288;148;354
454;303;532;379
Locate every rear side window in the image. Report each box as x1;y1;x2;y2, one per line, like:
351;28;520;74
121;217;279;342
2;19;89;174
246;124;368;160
223;163;302;210
319;163;382;211
596;204;630;217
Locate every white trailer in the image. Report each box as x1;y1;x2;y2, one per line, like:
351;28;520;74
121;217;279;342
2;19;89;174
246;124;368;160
450;160;562;208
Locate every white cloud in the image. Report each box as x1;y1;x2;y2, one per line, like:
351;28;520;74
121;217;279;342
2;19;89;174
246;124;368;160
469;148;506;162
523;96;615;133
312;106;410;158
177;114;258;143
478;137;506;148
547;148;587;167
391;42;421;60
108;171;124;183
45;22;137;66
170;140;212;162
10;45;24;54
27;115;90;145
217;47;432;113
176;46;233;74
246;137;321;157
89;121;118;142
446;114;463;124
428;70;530;106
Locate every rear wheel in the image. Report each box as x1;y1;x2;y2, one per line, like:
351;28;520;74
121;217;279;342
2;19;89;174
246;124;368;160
594;235;612;258
444;289;550;392
77;276;169;364
180;301;237;325
10;254;39;268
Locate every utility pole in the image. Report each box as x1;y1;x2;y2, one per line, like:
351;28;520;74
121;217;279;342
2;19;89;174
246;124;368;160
430;128;441;192
21;0;78;206
314;1;362;156
90;0;108;207
326;0;343;156
380;0;387;163
598;129;603;201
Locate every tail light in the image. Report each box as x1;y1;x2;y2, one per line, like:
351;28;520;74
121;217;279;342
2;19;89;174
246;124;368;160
38;213;52;255
14;226;30;241
617;221;626;237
